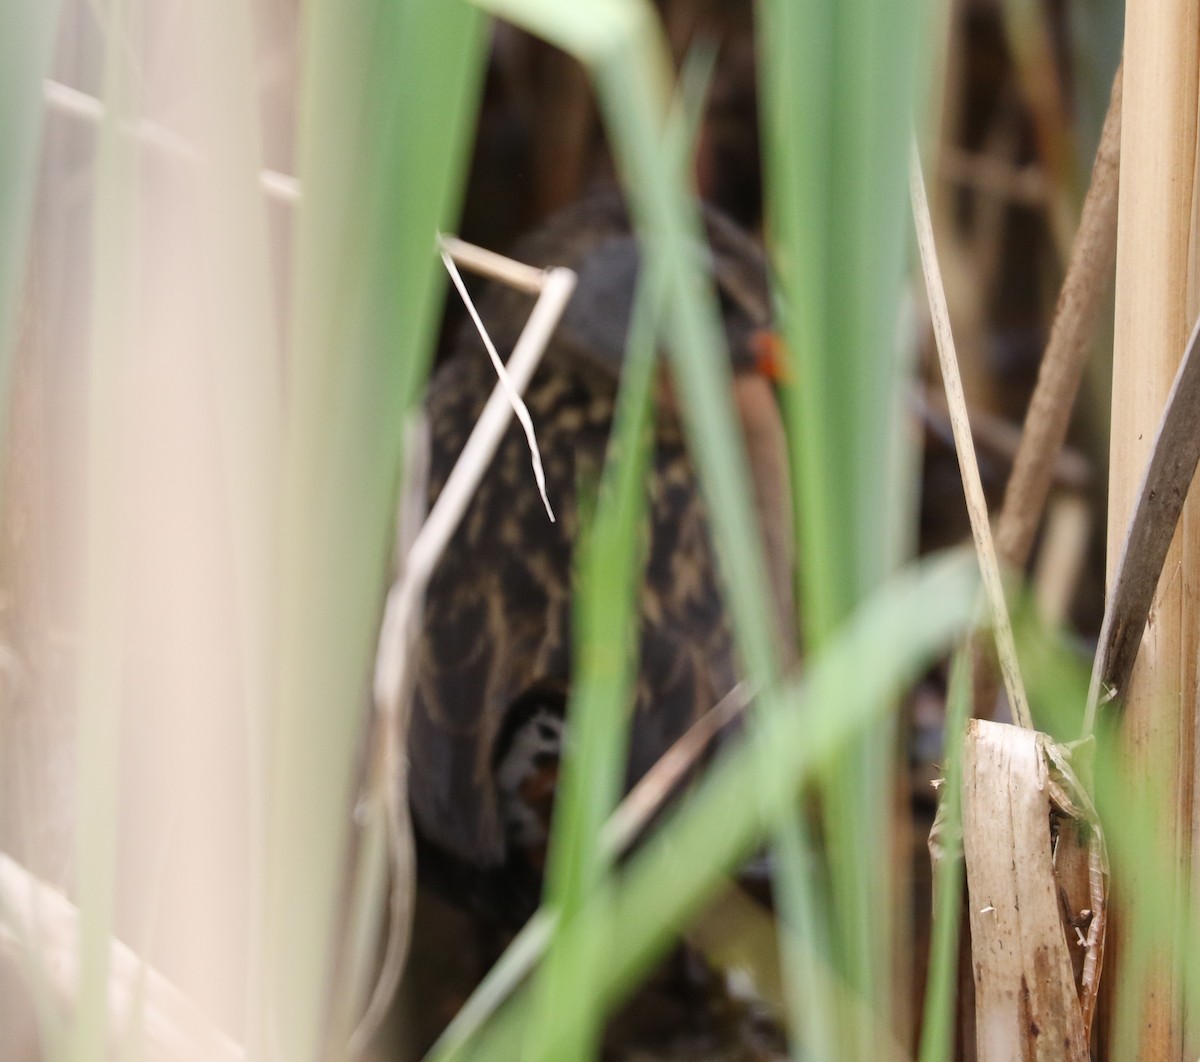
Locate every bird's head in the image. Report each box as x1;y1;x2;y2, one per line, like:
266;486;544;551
549;194;787;395
474;189;787;396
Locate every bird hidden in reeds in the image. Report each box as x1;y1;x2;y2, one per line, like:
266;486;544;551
408;190;795;925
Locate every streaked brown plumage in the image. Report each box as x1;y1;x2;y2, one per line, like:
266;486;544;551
408;191;794;923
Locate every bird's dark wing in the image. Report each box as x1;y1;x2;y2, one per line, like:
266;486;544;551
408;352;612;868
409;353;745;870
629;430;739;785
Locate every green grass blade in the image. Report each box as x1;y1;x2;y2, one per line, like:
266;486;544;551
758;0;928;1039
0;1;63;441
525;47;721;1059
526;259;658;1062
258;3;487;1059
585;38;841;1056
773;812;840;1060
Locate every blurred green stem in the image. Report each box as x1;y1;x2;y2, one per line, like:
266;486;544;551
75;4;138;1058
527;253;659;1062
258;2;486;1059
0;1;63;445
917;647;972;1062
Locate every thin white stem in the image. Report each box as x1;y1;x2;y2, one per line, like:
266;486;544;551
909;138;1033;731
383;264;576;710
373;263;577;719
439;234;548;293
43;79;302;204
440;244;559;523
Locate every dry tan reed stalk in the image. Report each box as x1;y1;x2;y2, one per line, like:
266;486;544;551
960;722;1093;1062
994;65;1122;575
1106;2;1200;1051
